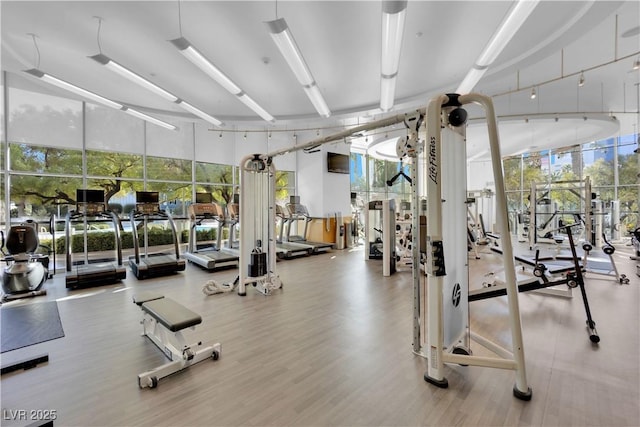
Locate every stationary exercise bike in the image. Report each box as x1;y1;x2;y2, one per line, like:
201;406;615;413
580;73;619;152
1;220;50;302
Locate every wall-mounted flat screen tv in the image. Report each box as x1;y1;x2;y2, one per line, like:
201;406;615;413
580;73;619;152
327;152;350;174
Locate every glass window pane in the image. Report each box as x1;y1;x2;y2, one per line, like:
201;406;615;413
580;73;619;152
350;153;367;191
195;183;234;205
618;134;638;186
550;145;581;182
369;158;386;193
87;149;143;179
195;161;232;184
10;175;82;221
146;156;192;181
503;157;521;191
582;142;614;186
145;182;192;218
523;152;547;191
10;143;82;174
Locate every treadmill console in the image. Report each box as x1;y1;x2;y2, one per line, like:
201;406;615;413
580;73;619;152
76;189;106;216
287;203;309;216
137;203;160;215
189;203;222;218
135;191;160;215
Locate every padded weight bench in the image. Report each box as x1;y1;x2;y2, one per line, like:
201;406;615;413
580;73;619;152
133;292;220;388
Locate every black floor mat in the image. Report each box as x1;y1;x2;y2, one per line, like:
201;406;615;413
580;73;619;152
1;301;65;353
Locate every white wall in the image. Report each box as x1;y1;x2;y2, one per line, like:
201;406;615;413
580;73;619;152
294;129;352;218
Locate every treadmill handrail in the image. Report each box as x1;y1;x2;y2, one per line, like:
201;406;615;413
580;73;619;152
130;209;182;263
65;209;124;271
188;204;225;253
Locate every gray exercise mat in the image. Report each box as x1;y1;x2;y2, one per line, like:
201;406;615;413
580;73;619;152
1;301;65;353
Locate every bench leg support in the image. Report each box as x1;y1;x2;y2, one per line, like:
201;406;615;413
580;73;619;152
137;314;221;388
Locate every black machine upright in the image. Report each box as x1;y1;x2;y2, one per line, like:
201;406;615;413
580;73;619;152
129;191;186;279
65;189;127;289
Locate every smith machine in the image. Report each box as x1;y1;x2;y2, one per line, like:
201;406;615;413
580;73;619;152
238;93;532;400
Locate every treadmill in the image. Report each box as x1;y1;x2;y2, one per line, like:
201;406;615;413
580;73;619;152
285;199;333;254
129;191;186;279
65;189;127;289
275;204;313;258
183;193;239;271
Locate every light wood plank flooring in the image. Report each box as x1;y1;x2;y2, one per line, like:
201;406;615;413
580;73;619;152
1;242;638;426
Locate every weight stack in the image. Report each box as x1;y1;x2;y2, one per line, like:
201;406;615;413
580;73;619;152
248;250;267;277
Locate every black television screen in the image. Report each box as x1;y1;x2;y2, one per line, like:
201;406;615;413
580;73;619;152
76;189;104;203
195;193;213;203
327;152;350;174
136;191;159;204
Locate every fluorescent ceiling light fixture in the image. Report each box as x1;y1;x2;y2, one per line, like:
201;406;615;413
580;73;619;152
266;18;331;118
457;67;487;94
381;1;407;75
380;1;407;111
178;100;223;127
237;93;275;122
90;54;178;102
456;0;539;93
304;84;331;118
380;76;397;112
24;68;122;110
476;1;540;67
123;107;177;130
90;53;222;127
171;37;273;122
23;68;176;130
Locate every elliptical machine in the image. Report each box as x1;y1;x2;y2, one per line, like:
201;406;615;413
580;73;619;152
1;220;50;302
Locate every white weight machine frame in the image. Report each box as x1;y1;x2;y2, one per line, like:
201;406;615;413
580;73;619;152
238;94;531;400
417;93;531;400
238;154;282;296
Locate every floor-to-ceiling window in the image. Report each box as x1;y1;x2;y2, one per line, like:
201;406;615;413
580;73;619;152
2;71;298;270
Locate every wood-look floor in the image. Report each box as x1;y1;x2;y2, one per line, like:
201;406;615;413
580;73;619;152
1;241;638;427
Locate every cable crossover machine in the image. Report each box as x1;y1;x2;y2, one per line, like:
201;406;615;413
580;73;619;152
235;92;533;401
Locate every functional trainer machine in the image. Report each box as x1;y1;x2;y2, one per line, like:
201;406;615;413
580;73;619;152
184;193;239;271
65;189;126;289
129;191;185;279
237;154;282;296
417;93;532;400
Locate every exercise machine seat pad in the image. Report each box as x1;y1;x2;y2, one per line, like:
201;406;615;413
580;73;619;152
133;292;165;306
141;298;202;332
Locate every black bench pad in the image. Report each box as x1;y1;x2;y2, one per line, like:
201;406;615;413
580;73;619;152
141;298;202;332
133;292;164;306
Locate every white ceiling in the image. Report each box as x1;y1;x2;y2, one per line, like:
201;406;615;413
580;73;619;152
1;1;639;158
